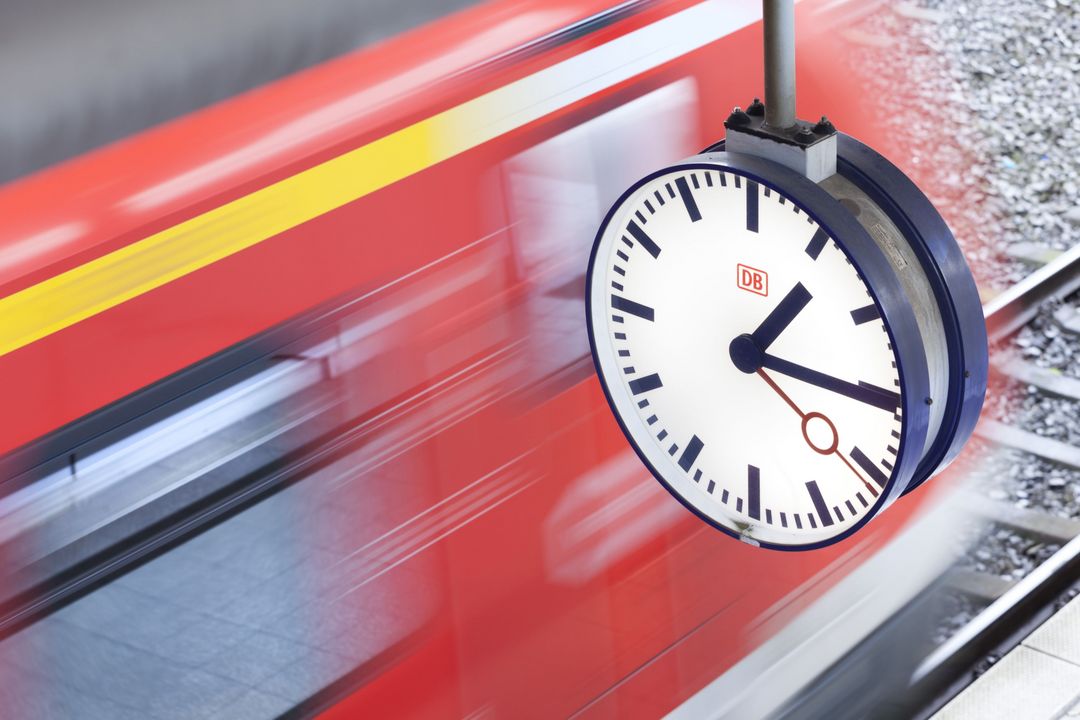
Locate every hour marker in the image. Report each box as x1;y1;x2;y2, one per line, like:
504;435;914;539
629;373;663;395
805;481;834;526
805;227;828;260
626;221;661;258
851;447;888;487
677;435;704;472
675;177;702;222
611;295;655;321
746;180;759;232
747;465;761;520
850;303;881;325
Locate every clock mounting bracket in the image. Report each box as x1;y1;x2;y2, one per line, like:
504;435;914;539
725;106;838;183
723;0;839;183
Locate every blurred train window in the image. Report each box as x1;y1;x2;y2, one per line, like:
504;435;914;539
0;0;482;183
0;229;516;610
501;79;699;379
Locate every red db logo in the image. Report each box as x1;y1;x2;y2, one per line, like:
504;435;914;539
737;264;768;297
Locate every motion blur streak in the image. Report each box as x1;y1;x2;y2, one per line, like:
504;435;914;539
119;10;570;212
544;449;686;586
0;0;758;360
0;121;437;359
0;0;997;717
333;453;543;598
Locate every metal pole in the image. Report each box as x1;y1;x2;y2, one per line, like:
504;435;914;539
763;0;796;129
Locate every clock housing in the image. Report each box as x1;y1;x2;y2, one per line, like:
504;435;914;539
586;136;986;550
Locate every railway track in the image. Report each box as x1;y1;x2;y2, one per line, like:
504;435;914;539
908;242;1080;717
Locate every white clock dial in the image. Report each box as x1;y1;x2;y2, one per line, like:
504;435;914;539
588;165;904;548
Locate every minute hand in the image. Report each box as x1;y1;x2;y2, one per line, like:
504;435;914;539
760;354;901;412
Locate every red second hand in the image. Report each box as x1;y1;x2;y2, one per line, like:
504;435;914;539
756;369;878;497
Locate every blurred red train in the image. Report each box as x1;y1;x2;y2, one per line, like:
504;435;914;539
0;0;974;717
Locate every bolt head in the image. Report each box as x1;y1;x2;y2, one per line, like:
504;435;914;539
813;116;836;134
726;107;752;127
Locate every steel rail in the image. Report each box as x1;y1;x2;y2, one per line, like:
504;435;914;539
903;244;1080;716
984;242;1080;342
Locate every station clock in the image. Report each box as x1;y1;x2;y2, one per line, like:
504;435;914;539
585;106;987;550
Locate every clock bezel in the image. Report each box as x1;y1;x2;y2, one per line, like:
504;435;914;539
834;135;988;494
585;152;932;550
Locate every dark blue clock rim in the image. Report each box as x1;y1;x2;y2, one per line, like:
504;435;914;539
833;135;988;494
585;152;932;552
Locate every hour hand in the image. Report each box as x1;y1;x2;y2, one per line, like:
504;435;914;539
751;282;812;350
729;282;811;374
761;354;901;412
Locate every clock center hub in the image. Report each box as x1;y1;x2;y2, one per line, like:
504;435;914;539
728;333;764;374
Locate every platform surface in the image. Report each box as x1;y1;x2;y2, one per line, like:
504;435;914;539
934;595;1080;720
0;450;434;719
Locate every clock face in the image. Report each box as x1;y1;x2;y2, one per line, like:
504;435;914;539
587;163;906;548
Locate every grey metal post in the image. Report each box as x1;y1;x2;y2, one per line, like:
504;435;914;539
763;0;796;129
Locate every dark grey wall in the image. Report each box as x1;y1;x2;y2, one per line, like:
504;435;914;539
0;0;480;184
